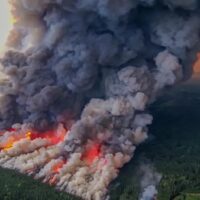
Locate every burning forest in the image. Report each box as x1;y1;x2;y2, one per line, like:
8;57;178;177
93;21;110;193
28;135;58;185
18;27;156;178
0;0;200;200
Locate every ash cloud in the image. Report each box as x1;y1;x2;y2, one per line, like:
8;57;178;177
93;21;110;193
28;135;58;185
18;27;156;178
0;0;199;199
1;0;199;129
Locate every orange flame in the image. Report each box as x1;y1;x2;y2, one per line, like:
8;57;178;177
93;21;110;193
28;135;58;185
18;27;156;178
1;126;67;151
29;129;67;145
25;131;31;140
48;159;67;186
3;138;15;150
82;143;101;165
193;53;200;74
3;132;32;150
52;160;66;173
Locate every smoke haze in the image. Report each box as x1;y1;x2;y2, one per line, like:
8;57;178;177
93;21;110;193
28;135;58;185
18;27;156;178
0;0;199;199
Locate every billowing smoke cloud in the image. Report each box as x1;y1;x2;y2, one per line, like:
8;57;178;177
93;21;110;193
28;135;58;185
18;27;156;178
0;0;199;199
139;163;161;200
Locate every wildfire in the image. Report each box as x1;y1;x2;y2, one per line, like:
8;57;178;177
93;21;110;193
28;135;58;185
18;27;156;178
3;132;32;150
193;53;200;74
0;0;15;53
3;138;15;150
29;129;66;145
82;143;101;165
48;160;66;185
1;126;67;151
52;160;66;173
25;131;31;140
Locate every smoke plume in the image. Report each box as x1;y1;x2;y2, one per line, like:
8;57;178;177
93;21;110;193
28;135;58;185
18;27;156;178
139;163;161;200
0;0;199;199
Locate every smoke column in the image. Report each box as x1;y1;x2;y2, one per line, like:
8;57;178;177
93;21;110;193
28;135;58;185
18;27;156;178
0;0;199;199
139;163;161;200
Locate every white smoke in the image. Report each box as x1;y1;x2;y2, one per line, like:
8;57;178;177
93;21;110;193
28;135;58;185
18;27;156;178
140;185;157;200
139;163;162;200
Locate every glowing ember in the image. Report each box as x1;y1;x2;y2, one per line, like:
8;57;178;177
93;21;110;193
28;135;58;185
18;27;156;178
82;143;101;165
3;137;15;150
2;132;32;150
25;131;31;140
1;126;67;151
193;53;200;74
52;160;66;173
0;0;15;53
30;129;67;145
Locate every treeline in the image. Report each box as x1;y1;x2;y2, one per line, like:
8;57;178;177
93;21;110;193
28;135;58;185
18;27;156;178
0;167;80;200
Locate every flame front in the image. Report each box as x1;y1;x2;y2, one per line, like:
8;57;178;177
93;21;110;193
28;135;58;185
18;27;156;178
52;160;66;173
1;127;67;151
193;53;200;75
0;0;15;54
2;129;31;150
82;143;101;165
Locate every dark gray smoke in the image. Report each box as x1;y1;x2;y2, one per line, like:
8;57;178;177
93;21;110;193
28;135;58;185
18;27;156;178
0;0;199;130
0;0;199;199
